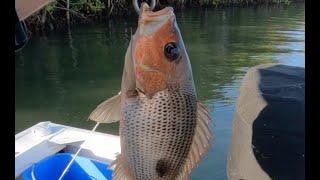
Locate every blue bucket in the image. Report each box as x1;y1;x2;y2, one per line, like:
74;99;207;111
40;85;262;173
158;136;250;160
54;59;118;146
22;153;113;180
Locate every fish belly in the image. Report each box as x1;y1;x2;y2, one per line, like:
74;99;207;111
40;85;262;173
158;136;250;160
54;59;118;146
122;90;197;180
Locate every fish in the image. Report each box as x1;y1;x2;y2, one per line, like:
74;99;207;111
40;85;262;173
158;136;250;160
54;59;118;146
89;3;213;180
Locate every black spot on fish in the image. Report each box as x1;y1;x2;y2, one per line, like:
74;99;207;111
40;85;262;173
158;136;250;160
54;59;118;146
156;159;170;177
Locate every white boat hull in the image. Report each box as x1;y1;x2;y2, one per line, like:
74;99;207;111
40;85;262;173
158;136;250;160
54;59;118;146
15;121;121;178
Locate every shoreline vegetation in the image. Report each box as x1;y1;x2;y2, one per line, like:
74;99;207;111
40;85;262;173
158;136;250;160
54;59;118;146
25;0;303;33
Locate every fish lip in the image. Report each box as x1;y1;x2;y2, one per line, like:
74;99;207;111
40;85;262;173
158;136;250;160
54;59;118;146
144;7;174;17
140;7;174;22
138;7;175;36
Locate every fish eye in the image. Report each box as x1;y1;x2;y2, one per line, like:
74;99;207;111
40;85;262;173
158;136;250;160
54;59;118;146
164;42;180;62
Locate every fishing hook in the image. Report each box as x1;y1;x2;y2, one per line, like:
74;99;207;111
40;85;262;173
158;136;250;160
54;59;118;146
133;0;156;14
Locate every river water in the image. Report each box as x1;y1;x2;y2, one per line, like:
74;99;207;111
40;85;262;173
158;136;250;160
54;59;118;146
15;3;304;180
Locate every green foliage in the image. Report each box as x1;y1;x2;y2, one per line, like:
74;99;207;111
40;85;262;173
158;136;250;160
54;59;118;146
192;0;293;6
45;4;55;14
275;0;291;5
211;0;222;6
64;0;295;14
26;0;298;31
71;0;105;13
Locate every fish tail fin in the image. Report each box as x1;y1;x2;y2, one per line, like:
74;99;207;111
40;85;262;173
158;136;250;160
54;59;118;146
177;101;214;179
110;154;134;180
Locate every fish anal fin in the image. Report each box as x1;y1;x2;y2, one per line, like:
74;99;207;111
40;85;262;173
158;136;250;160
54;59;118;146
177;101;213;179
89;92;121;123
110;154;133;180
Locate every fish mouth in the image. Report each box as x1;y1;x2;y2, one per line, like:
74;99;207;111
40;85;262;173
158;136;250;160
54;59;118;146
141;7;174;21
138;7;175;36
144;7;174;17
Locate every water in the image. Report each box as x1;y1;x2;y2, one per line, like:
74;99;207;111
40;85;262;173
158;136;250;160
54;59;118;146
15;3;304;180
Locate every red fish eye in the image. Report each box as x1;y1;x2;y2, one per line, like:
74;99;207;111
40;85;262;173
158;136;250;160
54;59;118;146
164;42;180;62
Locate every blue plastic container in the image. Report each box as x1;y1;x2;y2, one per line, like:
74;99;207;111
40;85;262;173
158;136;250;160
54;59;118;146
22;153;113;180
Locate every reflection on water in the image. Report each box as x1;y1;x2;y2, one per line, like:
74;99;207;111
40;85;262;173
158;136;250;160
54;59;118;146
15;3;304;180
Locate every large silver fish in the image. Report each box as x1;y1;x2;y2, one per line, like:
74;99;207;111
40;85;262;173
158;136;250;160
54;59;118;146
89;4;213;180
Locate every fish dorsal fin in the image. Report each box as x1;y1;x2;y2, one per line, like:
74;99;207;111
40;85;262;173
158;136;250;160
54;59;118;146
88;92;121;123
110;154;133;180
177;102;213;179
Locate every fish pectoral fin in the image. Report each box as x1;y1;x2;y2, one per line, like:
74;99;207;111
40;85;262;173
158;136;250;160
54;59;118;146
88;92;121;123
110;154;133;180
177;102;214;179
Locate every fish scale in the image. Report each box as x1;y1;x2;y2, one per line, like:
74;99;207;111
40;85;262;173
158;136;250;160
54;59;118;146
122;90;197;180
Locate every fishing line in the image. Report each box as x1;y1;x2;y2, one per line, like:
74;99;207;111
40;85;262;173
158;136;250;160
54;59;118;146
57;122;100;180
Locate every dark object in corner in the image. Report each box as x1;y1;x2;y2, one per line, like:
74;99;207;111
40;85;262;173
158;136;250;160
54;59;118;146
227;64;305;180
15;0;56;51
15;11;29;52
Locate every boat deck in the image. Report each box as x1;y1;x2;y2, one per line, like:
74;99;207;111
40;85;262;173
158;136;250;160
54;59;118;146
15;121;121;178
